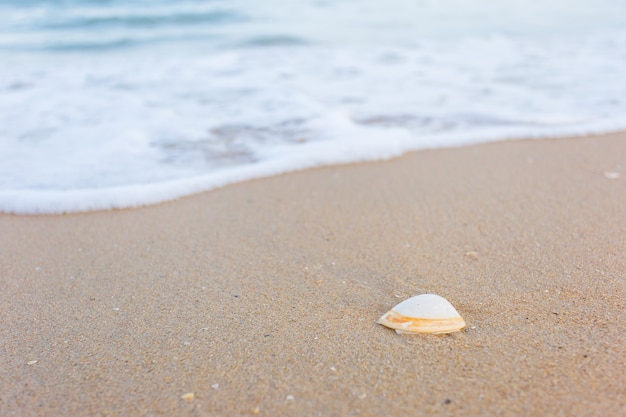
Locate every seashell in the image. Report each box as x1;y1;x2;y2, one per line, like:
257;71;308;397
378;294;466;334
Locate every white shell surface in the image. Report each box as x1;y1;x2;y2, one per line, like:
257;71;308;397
378;293;466;334
392;294;461;319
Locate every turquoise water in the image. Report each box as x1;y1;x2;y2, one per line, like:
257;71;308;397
3;0;625;50
1;0;626;213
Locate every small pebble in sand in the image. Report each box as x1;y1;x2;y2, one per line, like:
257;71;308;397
181;392;194;401
286;395;294;401
211;383;219;390
252;406;260;414
112;307;120;311
604;171;620;179
465;251;479;260
330;366;337;372
27;360;38;365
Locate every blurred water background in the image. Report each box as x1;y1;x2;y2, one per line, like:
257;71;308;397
1;0;625;213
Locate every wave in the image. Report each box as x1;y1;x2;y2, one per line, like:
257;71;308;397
1;0;626;213
38;10;246;31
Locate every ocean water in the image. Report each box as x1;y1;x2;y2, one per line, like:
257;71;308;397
1;0;626;214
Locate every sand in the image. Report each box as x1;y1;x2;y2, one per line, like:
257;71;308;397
1;133;625;417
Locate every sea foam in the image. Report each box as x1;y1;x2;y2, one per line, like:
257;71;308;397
1;0;626;214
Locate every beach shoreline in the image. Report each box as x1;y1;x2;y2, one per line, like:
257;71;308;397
1;133;624;416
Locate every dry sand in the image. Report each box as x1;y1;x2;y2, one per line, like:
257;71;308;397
1;133;625;416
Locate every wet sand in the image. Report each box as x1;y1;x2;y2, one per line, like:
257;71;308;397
1;133;625;416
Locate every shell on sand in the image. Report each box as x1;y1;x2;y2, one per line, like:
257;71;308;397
378;294;466;334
